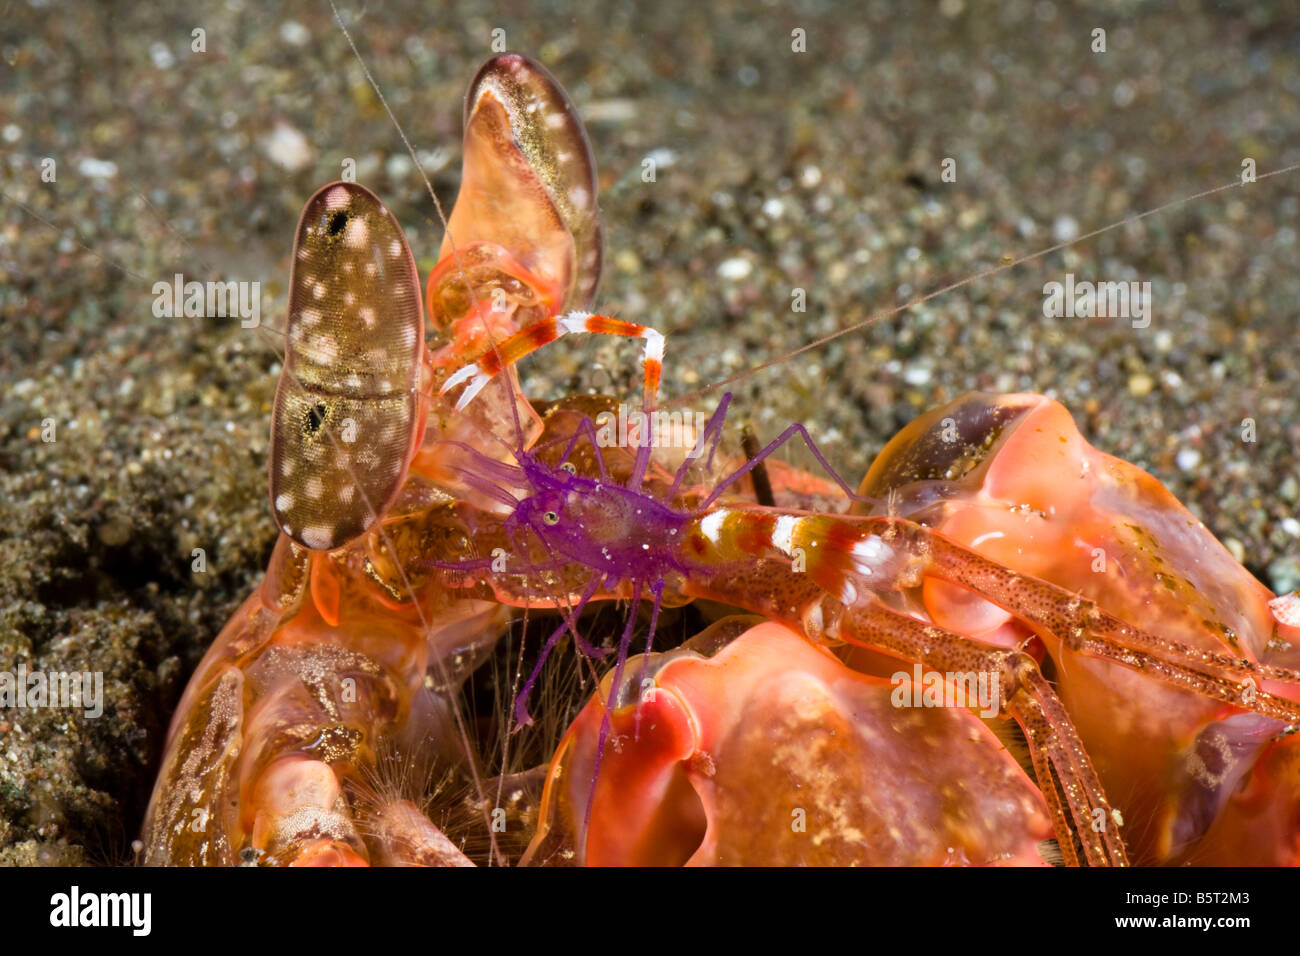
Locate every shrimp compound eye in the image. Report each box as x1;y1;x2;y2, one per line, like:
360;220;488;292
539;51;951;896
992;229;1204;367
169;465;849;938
560;461;577;475
542;510;560;526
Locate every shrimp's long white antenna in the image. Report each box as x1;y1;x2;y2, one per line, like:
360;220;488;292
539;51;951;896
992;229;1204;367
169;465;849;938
666;162;1300;410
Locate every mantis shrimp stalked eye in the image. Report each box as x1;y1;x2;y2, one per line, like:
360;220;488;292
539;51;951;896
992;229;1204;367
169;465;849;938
269;182;426;552
426;53;602;331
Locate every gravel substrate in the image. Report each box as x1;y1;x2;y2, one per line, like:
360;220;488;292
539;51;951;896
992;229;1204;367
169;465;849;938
1;0;1297;863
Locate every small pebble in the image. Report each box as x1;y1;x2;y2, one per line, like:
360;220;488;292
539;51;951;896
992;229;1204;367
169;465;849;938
97;517;132;547
149;42;175;70
261;121;313;172
716;258;752;280
1270;557;1300;595
1053;215;1079;242
279;20;310;46
1127;373;1154;397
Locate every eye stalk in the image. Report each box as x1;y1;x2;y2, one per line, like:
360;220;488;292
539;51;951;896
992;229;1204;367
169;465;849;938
431;52;603;330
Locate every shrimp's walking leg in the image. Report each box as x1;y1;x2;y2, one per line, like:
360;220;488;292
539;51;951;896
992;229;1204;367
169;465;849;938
923;534;1300;715
441;312;664;411
830;598;1126;865
699;415;877;508
516;577;603;724
586;581;645;825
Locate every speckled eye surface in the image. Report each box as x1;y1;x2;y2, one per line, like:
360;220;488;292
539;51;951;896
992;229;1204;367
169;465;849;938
269;182;424;552
438;52;603;314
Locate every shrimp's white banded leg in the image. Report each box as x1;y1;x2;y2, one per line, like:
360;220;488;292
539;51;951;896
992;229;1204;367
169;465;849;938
441;311;666;412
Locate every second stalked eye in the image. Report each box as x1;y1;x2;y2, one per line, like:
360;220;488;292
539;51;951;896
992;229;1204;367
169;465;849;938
269;181;425;552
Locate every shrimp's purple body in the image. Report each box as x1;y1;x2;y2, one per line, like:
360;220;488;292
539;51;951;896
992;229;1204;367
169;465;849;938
506;453;694;588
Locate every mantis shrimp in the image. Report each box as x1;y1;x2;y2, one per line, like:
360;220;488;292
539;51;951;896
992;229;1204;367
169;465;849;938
141;47;1300;868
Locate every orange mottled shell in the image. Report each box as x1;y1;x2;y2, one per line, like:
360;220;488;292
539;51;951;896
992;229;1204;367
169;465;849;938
439;53;603;314
269;182;424;551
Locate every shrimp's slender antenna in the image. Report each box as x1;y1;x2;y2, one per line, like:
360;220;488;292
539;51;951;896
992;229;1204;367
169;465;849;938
664;162;1300;411
326;0;529;452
